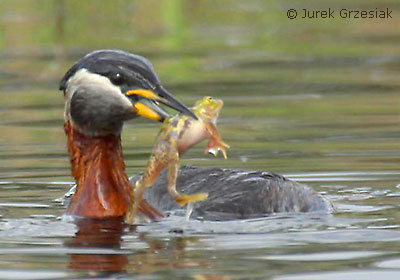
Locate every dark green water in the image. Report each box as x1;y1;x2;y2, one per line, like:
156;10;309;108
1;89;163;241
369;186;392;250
1;0;400;279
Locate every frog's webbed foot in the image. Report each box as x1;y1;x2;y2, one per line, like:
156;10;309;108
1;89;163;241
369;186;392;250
175;192;208;206
205;141;230;159
125;199;163;224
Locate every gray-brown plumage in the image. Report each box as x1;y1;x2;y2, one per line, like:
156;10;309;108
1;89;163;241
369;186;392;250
131;165;332;221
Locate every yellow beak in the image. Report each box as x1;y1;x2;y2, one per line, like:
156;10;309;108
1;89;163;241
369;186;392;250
133;102;163;121
125;89;169;122
124;88;197;121
125;89;166;103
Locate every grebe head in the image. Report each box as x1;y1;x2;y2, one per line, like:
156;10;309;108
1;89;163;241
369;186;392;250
59;50;188;219
60;49;195;136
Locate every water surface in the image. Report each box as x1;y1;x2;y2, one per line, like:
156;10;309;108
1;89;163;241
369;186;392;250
1;0;400;279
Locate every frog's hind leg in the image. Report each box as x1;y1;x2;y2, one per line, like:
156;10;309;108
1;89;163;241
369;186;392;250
166;156;208;207
125;157;164;224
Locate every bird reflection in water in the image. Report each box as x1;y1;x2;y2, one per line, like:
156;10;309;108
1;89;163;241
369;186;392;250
65;218;129;273
64;218;225;279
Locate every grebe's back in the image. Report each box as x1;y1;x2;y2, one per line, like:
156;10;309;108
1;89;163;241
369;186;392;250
133;165;333;221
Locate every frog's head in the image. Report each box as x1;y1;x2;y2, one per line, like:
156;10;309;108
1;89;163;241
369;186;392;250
192;96;223;121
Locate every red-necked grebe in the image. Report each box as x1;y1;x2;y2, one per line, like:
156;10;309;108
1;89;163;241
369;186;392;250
59;50;332;222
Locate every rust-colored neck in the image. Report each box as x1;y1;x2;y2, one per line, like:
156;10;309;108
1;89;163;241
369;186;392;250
64;121;162;219
65;121;132;218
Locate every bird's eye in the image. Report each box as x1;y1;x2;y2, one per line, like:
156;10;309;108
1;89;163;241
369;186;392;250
110;72;125;85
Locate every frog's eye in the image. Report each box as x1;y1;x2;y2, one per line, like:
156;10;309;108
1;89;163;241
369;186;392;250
206;97;213;102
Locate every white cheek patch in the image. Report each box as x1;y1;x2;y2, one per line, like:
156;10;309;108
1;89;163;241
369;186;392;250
66;68;122;99
64;68;132;121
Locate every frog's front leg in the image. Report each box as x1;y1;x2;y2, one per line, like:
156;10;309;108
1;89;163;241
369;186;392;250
204;123;230;159
166;152;208;206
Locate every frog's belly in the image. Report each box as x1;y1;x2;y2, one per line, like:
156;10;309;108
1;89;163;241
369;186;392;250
177;121;207;153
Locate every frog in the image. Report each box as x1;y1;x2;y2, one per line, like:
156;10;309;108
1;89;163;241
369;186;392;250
126;96;229;223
